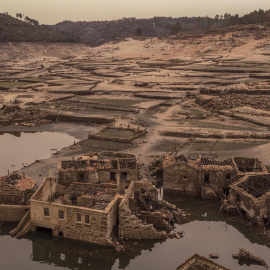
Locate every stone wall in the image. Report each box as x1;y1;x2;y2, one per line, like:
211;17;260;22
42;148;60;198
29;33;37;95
163;161;240;199
0;205;30;221
59;168;137;187
88;127;147;143
118;182;167;240
106;197;119;239
230;188;258;219
199;169;238;198
163;163;200;197
31;198;116;245
0;185;24;205
98;170;111;183
58;170;98;186
127;170;139;182
229;177;270;225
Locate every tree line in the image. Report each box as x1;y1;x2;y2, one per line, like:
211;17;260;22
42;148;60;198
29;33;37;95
16;13;39;26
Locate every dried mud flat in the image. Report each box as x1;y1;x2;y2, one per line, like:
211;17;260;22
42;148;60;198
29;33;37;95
1;26;270;181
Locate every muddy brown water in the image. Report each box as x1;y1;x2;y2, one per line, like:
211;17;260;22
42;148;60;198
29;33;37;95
0;132;269;269
0;199;269;270
0;131;78;176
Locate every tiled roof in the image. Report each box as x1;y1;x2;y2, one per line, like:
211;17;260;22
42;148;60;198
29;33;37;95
0;173;36;192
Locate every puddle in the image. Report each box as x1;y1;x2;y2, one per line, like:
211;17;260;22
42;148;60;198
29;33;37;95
0;131;78;175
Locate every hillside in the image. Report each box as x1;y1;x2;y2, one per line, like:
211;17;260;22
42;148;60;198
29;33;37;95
52;9;270;47
52;17;225;47
0;13;80;43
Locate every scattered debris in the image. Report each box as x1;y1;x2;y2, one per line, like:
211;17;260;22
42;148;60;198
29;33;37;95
210;253;219;259
233;248;268;268
177;254;231;270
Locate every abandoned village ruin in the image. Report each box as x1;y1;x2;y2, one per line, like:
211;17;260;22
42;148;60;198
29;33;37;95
5;152;186;248
163;154;270;226
1;8;270;269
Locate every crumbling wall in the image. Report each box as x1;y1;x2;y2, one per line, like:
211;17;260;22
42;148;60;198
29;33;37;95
229;183;270;225
229;188;258;219
261;193;270;219
98;171;111;183
134;181;158;199
233;157;265;173
106;197;119;239
126;170;138;182
136;210;172;230
199;169;237;198
0;185;24;205
118;182;167;240
163;163;200;197
58;170;97;186
0;205;30;221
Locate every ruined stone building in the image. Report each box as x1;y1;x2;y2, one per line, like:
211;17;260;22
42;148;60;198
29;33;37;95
0;173;37;205
58;151;139;187
12;174;186;246
176;254;231;270
163;155;268;199
227;174;270;226
29;177;119;246
0;173;37;222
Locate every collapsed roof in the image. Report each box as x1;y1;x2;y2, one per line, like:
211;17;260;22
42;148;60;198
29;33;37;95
0;173;36;192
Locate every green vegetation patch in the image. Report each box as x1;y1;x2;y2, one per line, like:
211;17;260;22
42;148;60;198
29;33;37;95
19;78;47;83
151;139;182;152
80;138;131;151
70;97;142;107
168;118;256;131
188;119;254;130
189;120;257;131
0;81;32;88
188;109;204;118
99;128;136;139
190;141;265;152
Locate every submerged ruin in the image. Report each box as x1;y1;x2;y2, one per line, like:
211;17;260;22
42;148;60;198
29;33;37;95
1;24;270;268
9;153;188;247
176;254;231;270
58;151;140;186
222;174;270;226
0;173;37;222
163;154;268;199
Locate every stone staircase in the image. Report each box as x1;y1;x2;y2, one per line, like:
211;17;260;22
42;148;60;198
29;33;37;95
9;210;32;239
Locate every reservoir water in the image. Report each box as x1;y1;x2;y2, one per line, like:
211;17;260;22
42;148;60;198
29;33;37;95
0;131;78;176
0;131;269;269
0;199;269;270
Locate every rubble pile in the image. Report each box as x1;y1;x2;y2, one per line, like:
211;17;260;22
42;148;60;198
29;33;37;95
0;173;36;192
0;104;21;114
0;105;51;126
233;248;268;268
136;193;189;231
199;94;270;111
149;156;164;181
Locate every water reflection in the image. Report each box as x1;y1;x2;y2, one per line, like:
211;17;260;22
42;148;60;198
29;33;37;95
28;231;162;270
172;198;270;248
0;131;25;137
0;199;269;270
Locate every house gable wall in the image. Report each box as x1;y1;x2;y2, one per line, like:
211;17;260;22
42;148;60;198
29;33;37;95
163;163;200;196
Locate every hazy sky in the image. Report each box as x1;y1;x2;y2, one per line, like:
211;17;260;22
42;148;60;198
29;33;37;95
1;0;270;25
